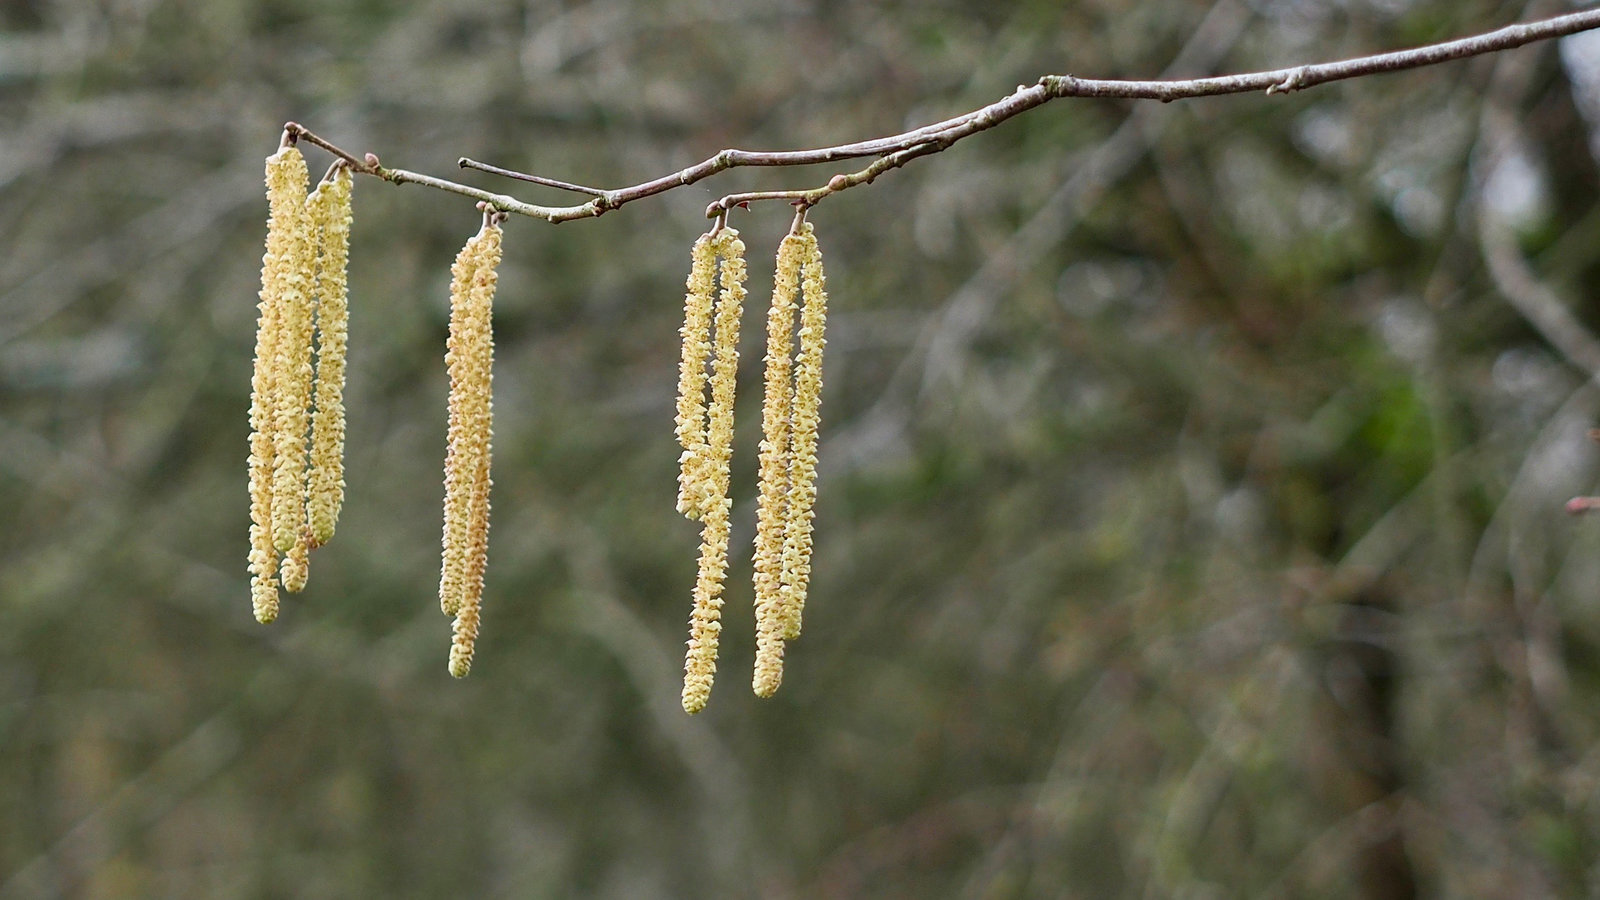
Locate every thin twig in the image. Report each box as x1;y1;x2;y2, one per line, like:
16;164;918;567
286;9;1600;224
457;157;609;196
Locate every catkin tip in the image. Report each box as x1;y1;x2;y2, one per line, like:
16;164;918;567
251;569;280;624
280;536;310;593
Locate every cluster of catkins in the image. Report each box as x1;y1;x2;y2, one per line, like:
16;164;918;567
251;135;830;699
250;137;506;678
248;141;352;624
675;217;829;714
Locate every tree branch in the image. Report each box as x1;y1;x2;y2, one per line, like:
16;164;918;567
288;9;1600;225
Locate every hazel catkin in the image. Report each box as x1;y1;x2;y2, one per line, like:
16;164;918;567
680;226;746;714
777;222;828;643
306;166;353;549
440;214;502;678
270;153;320;562
248;142;313;623
751;229;807;698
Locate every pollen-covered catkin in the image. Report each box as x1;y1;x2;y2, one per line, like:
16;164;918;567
778;222;827;642
751;230;807;698
439;226;489;617
681;227;746;714
269;156;319;557
248;143;311;624
441;217;501;678
675;232;717;519
306;166;353;549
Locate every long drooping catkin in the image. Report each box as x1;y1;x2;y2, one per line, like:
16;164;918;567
776;223;828;642
751;230;807;698
248;143;312;624
681;227;746;715
439;226;490;617
270;152;320;562
440;216;501;677
306;166;353;549
675;232;718;519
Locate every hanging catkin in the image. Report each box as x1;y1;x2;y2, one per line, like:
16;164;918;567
751;228;807;698
440;212;502;677
680;226;746;714
248;142;313;623
270;151;321;598
305;165;353;550
776;222;828;643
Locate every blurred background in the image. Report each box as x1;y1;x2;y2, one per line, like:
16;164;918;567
3;0;1600;896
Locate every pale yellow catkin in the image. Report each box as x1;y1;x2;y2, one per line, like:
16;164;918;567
777;223;827;642
442;220;501;678
306;166;353;549
751;230;807;698
681;227;746;714
248;144;310;624
270;155;320;559
674;232;717;519
439;226;490;617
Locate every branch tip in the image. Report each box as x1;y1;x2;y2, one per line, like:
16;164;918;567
1567;497;1600;515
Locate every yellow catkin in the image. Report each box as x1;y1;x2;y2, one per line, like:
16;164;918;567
269;153;319;558
306;166;353;549
439;226;489;616
777;223;827;642
751;231;807;698
681;227;746;714
675;232;718;519
248;144;309;624
442;219;501;677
